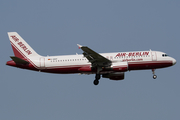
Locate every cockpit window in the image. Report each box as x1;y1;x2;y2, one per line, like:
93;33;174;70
162;54;168;57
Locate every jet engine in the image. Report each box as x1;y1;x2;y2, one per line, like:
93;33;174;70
102;72;125;80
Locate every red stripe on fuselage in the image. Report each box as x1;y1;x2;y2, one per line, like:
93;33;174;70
128;60;172;70
7;60;173;74
42;60;173;73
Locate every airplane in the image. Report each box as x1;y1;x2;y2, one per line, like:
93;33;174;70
6;32;176;85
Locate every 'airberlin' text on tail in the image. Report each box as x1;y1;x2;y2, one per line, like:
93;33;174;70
11;35;32;55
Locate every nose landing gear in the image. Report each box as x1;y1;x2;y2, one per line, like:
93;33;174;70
152;69;157;79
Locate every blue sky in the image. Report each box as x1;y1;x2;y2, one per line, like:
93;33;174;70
0;0;180;120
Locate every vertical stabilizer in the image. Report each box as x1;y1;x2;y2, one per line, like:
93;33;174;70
8;32;41;59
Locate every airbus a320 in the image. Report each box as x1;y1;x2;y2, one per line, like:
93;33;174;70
6;32;176;85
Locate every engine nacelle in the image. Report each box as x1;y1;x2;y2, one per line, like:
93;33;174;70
102;72;125;81
111;62;128;72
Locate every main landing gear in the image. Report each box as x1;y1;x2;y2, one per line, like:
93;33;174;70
93;74;101;85
93;67;102;85
152;69;157;79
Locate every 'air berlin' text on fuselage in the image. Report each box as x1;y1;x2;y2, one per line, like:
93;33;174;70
115;52;149;57
11;36;32;55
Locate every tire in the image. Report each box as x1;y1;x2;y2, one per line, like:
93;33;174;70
153;75;157;79
93;80;99;85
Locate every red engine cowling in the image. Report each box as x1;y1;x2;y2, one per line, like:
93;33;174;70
102;72;125;81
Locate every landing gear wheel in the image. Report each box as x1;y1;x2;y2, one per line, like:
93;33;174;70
93;74;101;85
153;75;157;79
93;80;99;85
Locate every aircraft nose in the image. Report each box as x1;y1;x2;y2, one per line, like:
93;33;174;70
172;58;176;65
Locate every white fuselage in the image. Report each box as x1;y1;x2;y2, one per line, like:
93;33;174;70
25;50;175;74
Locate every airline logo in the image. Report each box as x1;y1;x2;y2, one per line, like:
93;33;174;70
11;36;32;55
115;52;149;57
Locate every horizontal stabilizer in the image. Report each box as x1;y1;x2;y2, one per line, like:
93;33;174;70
10;56;29;64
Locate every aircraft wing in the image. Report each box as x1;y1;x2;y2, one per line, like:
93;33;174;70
77;44;112;67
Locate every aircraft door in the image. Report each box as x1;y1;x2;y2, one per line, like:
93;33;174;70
151;51;157;61
40;57;45;68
